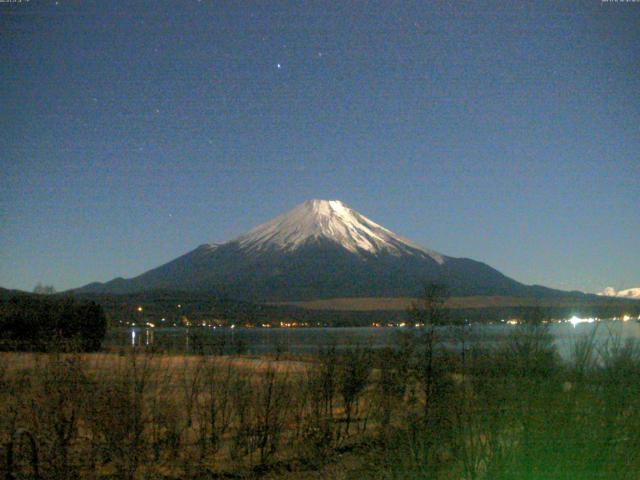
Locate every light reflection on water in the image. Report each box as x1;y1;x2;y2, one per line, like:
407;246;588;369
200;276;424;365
113;320;640;359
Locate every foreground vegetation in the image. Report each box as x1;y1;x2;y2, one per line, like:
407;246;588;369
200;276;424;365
2;317;640;479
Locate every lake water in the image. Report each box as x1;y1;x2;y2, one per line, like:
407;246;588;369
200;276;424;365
105;319;640;359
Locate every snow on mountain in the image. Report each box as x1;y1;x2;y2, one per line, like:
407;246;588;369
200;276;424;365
598;287;640;299
234;199;445;263
599;287;617;297
618;288;640;299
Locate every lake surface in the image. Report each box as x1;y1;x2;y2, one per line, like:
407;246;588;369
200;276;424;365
105;320;640;359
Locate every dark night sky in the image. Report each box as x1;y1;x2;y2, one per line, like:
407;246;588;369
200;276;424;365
1;0;638;293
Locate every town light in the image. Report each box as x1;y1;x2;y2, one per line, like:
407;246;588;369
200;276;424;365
568;316;595;327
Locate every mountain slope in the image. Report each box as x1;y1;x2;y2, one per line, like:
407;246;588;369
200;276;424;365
75;199;576;301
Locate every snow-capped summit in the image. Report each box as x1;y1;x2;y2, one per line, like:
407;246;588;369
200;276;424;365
598;287;640;299
235;199;444;263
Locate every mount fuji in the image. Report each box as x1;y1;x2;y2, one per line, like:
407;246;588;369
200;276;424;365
76;199;566;301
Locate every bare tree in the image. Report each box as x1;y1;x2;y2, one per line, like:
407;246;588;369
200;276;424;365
338;347;371;436
408;283;450;424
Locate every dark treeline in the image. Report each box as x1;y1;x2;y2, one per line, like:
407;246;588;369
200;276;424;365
3;286;637;328
72;289;640;328
0;295;107;351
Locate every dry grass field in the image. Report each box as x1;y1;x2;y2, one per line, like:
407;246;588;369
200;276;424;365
0;351;311;376
3;324;640;479
0;348;386;479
